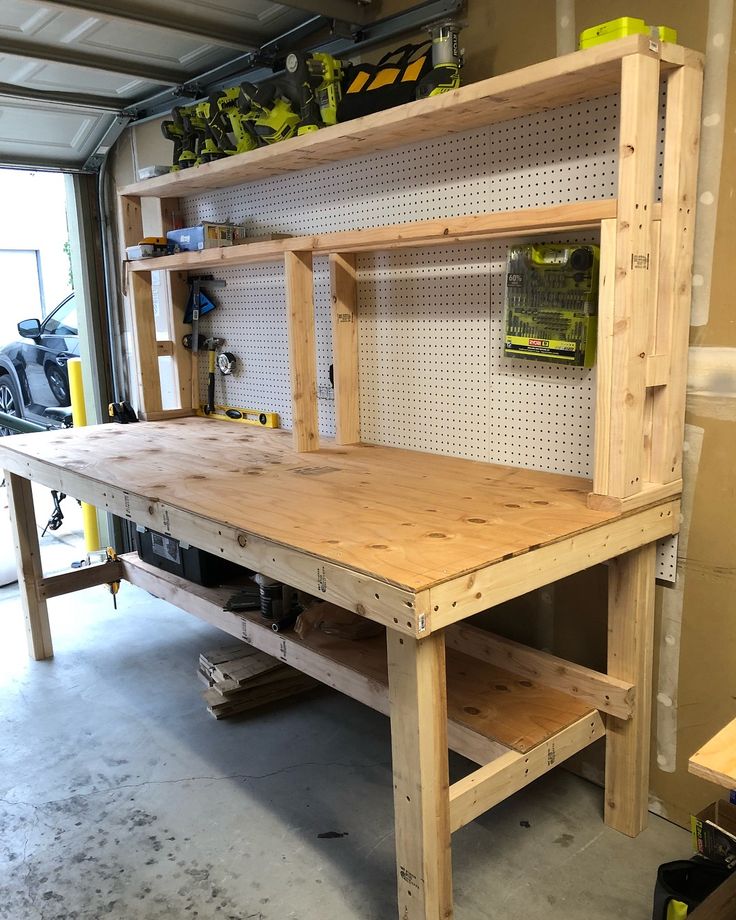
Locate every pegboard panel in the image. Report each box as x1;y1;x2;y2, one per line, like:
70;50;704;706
656;534;679;585
180;82;668;479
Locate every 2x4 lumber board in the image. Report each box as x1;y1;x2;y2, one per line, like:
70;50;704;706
650;62;704;483
119;553;507;765
604;542;657;837
119;195;162;415
592;217;617;497
38;560;124;600
5;472;52;660
689;717;736;790
427;500;678;628
329;253;360;445
126;201;616;274
387;631;453;920
126;236;303;273
138;408;196;421
152;198;193;412
587;479;682;513
445;623;634;720
449;712;606;833
606;52;661;499
119;35;664;199
284;251;319;453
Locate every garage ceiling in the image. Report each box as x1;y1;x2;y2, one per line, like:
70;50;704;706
0;0;371;171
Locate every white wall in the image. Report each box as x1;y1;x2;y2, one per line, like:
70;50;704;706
0;169;72;340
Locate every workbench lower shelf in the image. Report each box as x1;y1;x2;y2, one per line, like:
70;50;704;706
120;552;606;824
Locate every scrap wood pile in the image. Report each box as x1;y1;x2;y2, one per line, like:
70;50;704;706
198;644;318;719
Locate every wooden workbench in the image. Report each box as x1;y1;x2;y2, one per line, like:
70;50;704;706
690;718;736;791
2;418;677;919
3;34;704;920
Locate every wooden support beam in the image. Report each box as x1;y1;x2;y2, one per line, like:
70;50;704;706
152;198;193;411
445;623;634;720
426;500;678;628
604;542;657;836
38;560;124;600
284;250;319;452
329;252;360;445
450;712;605;832
5;472;53;660
592;216;616;497
119;195;162;415
650;62;704;483
605;53;660;499
387;630;453;920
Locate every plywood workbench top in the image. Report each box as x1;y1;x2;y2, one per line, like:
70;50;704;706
0;417;624;590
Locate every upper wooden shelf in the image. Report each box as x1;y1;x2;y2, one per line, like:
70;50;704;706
127;199;617;272
118;36;692;201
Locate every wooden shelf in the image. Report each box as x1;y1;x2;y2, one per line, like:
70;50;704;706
689;717;736;789
120;552;602;759
126;199;617;273
118;35;687;201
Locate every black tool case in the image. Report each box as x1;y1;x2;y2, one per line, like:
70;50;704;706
132;525;247;587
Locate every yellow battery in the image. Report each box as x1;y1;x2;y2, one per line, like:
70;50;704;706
579;17;677;49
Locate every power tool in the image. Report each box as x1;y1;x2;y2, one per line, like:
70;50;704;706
210;86;260;156
239;82;299;145
161;105;200;170
416;19;464;100
284;51;344;135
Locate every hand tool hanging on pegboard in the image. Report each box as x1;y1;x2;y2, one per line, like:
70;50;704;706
184;278;226;410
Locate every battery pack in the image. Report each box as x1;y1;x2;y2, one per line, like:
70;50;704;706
503;243;600;367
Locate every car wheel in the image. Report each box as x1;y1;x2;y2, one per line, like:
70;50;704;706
45;364;69;405
0;375;23;436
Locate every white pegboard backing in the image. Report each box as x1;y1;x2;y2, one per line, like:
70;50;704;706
194;258;337;436
195;263;294;428
183;93;627;235
656;534;679;585
178;82;667;472
358;246;491;461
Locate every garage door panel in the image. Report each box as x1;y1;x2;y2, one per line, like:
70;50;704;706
0;100;104;161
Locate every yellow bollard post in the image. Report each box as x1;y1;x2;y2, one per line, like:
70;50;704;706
67;357;100;553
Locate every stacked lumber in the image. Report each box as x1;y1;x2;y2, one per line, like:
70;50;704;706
198;643;318;719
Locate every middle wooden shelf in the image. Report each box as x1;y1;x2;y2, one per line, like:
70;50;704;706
126;199;619;273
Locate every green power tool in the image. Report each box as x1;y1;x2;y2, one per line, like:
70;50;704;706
210;86;260;156
239;82;299;145
284;51;344;135
161;104;200;170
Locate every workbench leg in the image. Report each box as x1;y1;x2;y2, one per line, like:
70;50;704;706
387;630;453;920
605;542;656;836
5;472;53;660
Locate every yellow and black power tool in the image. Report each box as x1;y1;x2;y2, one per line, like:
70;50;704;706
239;82;299;145
161;104;200;170
416;19;464;99
210;86;260;156
284;51;344;135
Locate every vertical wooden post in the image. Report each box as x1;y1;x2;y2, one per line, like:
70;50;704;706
649;62;704;483
604;52;660;500
592;217;616;496
5;472;53;660
119;195;163;415
151;198;193;410
387;630;453;920
329;252;360;445
604;542;656;836
284;251;319;452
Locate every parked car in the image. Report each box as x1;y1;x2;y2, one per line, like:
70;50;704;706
0;293;78;435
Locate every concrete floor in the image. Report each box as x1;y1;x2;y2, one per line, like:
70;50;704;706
0;495;690;920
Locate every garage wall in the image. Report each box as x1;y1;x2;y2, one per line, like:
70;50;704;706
110;0;735;829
